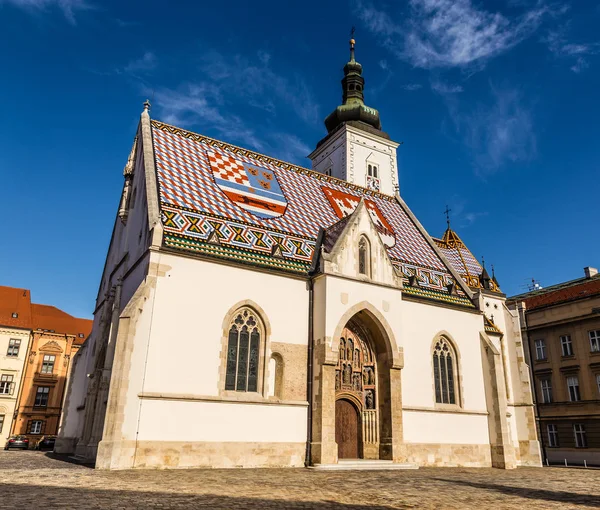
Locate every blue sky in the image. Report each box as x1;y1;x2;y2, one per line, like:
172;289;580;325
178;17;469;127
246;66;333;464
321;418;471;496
1;0;598;318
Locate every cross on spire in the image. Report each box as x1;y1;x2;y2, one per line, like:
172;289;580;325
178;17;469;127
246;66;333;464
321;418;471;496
443;205;451;229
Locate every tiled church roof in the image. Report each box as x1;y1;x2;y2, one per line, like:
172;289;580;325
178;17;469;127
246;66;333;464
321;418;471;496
433;228;500;293
151;120;474;307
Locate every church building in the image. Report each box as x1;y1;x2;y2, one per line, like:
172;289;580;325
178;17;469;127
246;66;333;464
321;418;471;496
57;38;542;470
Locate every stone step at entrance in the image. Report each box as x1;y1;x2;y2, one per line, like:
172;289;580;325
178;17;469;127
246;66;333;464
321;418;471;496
309;459;418;471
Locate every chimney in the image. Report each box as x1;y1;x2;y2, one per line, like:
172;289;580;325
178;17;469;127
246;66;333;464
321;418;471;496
584;267;598;278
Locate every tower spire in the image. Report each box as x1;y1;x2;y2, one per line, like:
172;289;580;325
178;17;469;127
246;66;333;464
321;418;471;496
322;32;384;135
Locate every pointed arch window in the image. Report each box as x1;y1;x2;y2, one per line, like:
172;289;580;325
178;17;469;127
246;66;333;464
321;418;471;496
225;308;262;392
358;235;371;277
433;337;458;405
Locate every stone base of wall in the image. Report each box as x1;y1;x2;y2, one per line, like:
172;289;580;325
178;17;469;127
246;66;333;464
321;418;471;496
54;436;78;455
96;440;306;470
402;443;492;467
518;440;542;467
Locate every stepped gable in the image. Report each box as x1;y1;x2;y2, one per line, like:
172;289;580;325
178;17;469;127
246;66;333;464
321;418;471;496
152;120;473;307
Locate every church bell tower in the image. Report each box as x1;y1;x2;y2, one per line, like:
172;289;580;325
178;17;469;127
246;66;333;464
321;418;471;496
308;36;400;195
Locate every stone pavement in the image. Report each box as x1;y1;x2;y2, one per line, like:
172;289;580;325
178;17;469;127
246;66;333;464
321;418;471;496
0;451;599;509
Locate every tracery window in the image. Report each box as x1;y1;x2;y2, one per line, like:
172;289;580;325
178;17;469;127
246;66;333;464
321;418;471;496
433;337;458;405
225;308;262;392
358;236;370;277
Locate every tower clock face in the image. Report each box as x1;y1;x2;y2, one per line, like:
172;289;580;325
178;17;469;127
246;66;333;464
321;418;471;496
366;176;380;190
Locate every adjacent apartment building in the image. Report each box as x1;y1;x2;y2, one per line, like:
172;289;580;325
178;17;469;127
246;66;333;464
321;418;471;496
0;285;91;444
509;267;600;466
0;287;34;445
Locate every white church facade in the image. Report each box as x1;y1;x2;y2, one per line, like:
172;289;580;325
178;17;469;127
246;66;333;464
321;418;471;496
57;39;541;470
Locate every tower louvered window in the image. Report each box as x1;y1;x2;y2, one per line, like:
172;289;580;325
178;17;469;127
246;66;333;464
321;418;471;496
433;338;458;405
225;308;262;392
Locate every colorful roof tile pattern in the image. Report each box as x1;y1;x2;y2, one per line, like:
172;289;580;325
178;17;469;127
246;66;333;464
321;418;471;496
433;228;500;292
152;120;474;307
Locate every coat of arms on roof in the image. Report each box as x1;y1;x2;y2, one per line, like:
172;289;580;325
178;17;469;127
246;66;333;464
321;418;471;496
321;186;396;248
206;149;288;220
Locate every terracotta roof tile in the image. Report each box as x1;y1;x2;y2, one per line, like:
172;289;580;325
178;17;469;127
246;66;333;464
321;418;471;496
31;304;92;342
0;285;32;330
523;276;600;310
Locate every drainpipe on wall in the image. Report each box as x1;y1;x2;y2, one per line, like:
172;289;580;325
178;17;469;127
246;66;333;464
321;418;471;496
305;277;314;467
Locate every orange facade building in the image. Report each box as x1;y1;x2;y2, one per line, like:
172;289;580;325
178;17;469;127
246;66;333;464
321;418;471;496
11;303;91;440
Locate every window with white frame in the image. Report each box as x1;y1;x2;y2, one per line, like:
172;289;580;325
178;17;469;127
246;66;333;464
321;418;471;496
574;423;587;448
540;379;553;403
324;167;332;176
6;339;21;357
0;415;4;434
597;374;600;396
535;339;547;360
41;355;55;374
29;420;43;435
367;163;379;178
34;387;50;407
358;235;371;277
0;375;14;395
547;424;559;447
590;330;600;352
567;375;581;402
433;337;459;405
560;335;574;356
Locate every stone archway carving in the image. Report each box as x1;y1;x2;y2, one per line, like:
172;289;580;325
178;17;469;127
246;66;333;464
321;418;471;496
311;301;405;465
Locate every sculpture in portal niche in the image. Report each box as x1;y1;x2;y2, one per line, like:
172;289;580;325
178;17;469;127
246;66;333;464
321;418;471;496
335;370;341;390
347;339;354;361
365;389;375;409
352;373;361;391
343;363;352;385
354;349;360;367
339;339;345;360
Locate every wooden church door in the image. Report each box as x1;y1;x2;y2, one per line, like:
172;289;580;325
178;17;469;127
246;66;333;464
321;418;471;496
335;399;359;459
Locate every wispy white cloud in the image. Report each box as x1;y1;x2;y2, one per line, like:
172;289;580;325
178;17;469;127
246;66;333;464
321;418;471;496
402;83;423;91
124;52;157;74
443;195;488;229
355;0;550;69
199;51;320;125
543;28;600;73
452;86;537;174
431;81;463;94
1;0;90;24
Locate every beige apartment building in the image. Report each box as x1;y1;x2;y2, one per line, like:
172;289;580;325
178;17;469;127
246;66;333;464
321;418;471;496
0;287;33;445
510;267;600;466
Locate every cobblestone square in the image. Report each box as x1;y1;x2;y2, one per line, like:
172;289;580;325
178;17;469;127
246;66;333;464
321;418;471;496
0;451;598;509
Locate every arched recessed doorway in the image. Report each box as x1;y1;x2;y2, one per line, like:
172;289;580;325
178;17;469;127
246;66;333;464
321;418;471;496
335;322;379;459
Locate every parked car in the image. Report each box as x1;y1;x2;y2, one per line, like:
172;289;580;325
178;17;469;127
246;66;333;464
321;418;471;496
4;435;29;450
35;435;56;451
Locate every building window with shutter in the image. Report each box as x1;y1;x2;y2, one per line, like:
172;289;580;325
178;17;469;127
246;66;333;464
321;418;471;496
0;375;14;395
567;376;581;402
224;308;264;393
547;424;559;447
540;379;553;403
34;387;50;407
6;339;21;357
433;337;460;405
535;339;547;360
